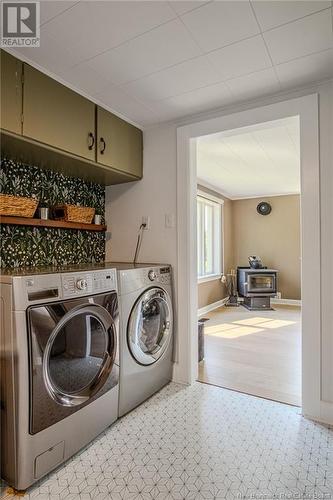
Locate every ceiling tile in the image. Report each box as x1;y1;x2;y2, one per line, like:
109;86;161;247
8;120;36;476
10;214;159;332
275;49;333;89
40;1;79;26
263;9;333;65
59;62;112;97
152;81;233;121
95;84;159;126
12;32;78;75
168;1;211;16
226;68;281;101
124;56;220;103
180;0;260;52
86;19;201;86
41;1;176;61
208;35;272;81
197;117;300;197
251;1;331;31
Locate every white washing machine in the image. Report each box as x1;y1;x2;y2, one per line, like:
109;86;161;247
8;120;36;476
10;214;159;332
0;267;119;490
112;264;174;417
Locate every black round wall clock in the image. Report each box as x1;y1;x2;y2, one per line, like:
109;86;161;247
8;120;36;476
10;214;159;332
257;201;272;216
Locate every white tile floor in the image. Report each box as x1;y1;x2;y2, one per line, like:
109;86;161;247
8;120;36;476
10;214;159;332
1;382;332;499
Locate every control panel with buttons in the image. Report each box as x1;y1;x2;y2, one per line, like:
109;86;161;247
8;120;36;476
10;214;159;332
92;269;117;293
143;266;171;285
61;269;117;298
146;267;171;285
119;266;172;295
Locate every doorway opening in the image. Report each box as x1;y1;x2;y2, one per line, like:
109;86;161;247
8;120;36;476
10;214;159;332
176;95;320;419
196;117;301;406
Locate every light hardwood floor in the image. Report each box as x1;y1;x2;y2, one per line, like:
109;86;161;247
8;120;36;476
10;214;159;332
198;304;301;406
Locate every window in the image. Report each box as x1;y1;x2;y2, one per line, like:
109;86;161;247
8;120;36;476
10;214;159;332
197;194;222;281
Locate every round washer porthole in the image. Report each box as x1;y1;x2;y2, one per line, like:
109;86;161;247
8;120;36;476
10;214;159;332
127;288;173;366
257;201;272;216
42;303;116;407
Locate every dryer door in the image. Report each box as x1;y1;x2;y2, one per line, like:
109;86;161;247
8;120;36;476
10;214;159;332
128;287;173;365
41;302;117;407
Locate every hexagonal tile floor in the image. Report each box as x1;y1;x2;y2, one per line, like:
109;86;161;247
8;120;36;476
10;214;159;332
1;382;332;499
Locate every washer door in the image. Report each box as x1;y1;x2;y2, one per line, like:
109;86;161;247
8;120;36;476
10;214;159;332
128;287;172;365
43;303;116;407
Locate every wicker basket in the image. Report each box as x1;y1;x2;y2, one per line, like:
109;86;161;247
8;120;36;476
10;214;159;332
53;204;95;224
0;194;38;218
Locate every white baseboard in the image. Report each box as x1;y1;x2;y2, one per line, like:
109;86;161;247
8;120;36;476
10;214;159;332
198;297;228;317
271;298;302;306
198;297;301;316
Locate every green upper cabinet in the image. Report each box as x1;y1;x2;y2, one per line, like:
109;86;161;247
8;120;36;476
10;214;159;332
0;53;143;185
0;50;23;135
23;64;96;162
97;107;143;178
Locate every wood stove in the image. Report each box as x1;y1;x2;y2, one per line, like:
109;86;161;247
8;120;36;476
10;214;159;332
237;267;278;310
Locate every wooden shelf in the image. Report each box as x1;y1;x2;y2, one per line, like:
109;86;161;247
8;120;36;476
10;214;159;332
0;216;106;232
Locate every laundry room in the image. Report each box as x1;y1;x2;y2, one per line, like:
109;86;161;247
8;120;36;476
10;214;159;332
0;51;175;492
1;1;333;498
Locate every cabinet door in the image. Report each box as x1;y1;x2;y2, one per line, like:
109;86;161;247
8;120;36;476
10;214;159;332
97;107;142;178
1;50;23;134
23;64;95;161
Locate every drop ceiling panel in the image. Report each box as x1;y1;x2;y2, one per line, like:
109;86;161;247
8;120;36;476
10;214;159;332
85;19;201;86
251;0;331;31
58;62;112;97
208;35;272;81
181;1;260;52
41;1;176;61
197;117;300;198
40;1;79;26
124;56;220;103
13;32;78;75
276;49;333;89
94;84;159;126
263;9;333;64
226;68;280;101
153;81;233;120
168;1;210;16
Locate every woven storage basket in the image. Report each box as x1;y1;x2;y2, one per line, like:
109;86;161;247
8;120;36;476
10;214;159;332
53;204;95;224
0;194;38;218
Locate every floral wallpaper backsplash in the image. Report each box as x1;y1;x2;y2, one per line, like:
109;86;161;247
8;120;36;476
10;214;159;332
0;158;106;268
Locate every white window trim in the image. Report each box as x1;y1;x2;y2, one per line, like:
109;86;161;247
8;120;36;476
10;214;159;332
198;273;222;284
197;192;223;282
197;189;224;206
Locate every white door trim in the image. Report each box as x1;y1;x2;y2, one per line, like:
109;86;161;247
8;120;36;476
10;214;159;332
175;94;329;423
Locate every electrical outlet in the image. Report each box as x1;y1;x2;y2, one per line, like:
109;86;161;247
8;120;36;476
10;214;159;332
142;216;150;229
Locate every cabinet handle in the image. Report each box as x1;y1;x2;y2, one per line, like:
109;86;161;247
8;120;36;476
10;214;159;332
100;137;106;155
88;132;95;150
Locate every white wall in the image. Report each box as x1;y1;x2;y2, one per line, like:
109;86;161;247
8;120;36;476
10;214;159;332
105;80;333;405
105;124;177;266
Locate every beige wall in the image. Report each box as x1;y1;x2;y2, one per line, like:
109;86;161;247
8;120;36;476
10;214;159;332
198;192;301;307
197;185;233;309
232;195;301;300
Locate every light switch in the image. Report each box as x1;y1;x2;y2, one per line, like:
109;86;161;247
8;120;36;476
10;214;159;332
165;214;175;228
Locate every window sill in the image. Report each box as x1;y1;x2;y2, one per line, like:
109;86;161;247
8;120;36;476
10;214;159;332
198;274;221;284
